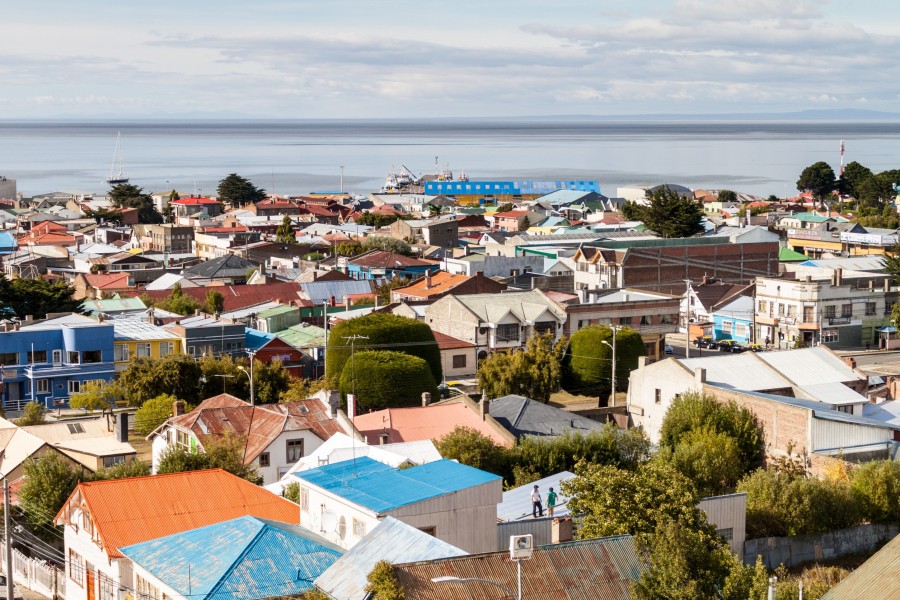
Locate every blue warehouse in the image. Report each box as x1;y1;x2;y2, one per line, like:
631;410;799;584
424;180;601;205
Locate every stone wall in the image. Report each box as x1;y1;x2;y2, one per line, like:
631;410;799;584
744;523;899;569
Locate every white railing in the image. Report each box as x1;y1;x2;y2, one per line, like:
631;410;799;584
0;542;65;599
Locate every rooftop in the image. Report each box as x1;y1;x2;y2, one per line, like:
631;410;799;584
111;318;181;342
353;401;513;446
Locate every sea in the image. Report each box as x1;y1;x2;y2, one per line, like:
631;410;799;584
2;119;900;199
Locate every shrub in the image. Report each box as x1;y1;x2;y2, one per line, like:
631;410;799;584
16;401;46;426
850;460;900;524
435;426;509;476
338;350;437;412
134;394;186;436
326;313;441;384
663;428;743;497
562;325;645;397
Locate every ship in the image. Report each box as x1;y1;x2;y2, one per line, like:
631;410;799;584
105;131;129;185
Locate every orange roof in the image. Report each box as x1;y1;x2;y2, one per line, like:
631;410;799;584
84;273;132;290
354;402;512;447
493;210;528;219
391;271;470;299
55;469;299;559
431;330;475;350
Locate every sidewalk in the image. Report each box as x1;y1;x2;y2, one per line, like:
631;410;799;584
22;588;52;600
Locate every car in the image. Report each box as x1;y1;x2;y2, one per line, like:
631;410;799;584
694;335;713;348
747;343;766;352
0;574;24;600
664;344;674;355
718;340;747;353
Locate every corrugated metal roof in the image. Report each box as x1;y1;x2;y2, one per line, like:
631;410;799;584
488;395;606;439
219;301;282;320
55;469;300;559
111;318;181;342
245;328;275;351
497;471;575;521
315;517;466;600
821;533;900;599
678;354;791;392
393;535;642;600
300;279;375;304
757;347;862;386
121;516;342;600
295;457;501;514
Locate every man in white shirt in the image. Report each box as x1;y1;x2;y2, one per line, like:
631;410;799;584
531;484;544;518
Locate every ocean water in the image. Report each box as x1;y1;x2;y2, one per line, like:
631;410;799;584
1;120;900;198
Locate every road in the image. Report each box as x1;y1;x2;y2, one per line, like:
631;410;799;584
664;333;725;359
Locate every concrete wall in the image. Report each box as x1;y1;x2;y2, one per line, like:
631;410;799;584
744;523;899;569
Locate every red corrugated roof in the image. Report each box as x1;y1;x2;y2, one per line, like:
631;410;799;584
83;273;132;289
431;330;475;350
354;403;512;446
349;250;434;268
55;469;299;559
171;197;222;205
130;282;304;312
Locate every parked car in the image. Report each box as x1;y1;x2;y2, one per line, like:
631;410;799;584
747;343;766;352
717;340;747;353
0;574;24;600
695;336;719;349
664;344;674;355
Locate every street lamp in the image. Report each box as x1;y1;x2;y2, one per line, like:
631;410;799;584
600;326;621;407
238;350;257;405
431;576;516;599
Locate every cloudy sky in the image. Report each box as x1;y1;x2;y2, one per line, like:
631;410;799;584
3;0;900;119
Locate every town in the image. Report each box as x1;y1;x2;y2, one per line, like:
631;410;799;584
0;158;897;600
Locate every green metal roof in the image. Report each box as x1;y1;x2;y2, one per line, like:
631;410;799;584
274;323;327;348
779;246;809;262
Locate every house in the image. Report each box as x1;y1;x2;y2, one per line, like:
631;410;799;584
170;196;223;220
491;210;543;232
344;250;435;280
54;469;300;600
163;314;246;359
486;394;606;439
0;418;85;481
390;218;459;249
390;271;506;302
0;314;115;412
111;318;183;372
314;517;466;600
148;393;350;484
711;293;755;345
294;456;503;553
682;279;753;339
23;416;137;471
134;282;304;313
424;289;567;359
72;272;135;300
432;331;477;378
245;330;307;378
120;516;343;600
133;224;194;254
392;535;642;600
441;253;546;278
182;254;258;285
80;297;149;319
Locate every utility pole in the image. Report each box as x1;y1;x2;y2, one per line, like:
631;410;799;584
4;478;13;600
339;165;345;194
683;278;693;358
601;326;621;407
343;335;368;473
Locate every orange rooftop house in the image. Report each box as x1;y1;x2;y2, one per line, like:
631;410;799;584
55;468;299;600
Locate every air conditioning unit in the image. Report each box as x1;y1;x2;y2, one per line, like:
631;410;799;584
509;534;534;560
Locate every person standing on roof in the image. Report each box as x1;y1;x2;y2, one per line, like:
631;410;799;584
547;487;557;517
531;484;544;518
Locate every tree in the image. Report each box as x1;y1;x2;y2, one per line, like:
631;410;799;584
153;283;202;316
633;186;705;238
89;460;151;481
157;431;263;484
435;426;509;476
374;276;411;304
496;202;515;213
717;189;737;204
882;244;900;285
204;289;225;314
563;460;706;540
476;333;565;403
252;358;291;404
338;350;437;411
134;394;185;436
108;183;163;223
839;161;873;198
283;481;301;504
621;200;644;221
336;241;364;257
16;401;45;426
280;377;324;403
361;235;412;255
82;206;124;224
850;460;900;524
216;173;266;207
326;313;442;384
198;353;250;400
0;275;83;319
661;428;743;497
275;215;297;244
659;391;765;477
19;453;80;531
68;379;125;413
796;161;837;204
364;560;405;600
426;204;444;218
562;325;646;398
353;212;401;227
856;172;895;208
521;215;532;230
119;354;204;406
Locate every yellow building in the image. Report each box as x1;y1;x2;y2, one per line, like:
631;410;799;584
111;319;183;371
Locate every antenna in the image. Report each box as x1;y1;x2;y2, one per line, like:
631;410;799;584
343;334;369;474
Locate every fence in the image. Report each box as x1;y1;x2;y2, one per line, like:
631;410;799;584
0;541;66;599
744;523;899;569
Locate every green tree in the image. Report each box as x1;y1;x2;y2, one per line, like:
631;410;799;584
336;241;364;256
216;173;266;207
82;206;124;224
364;560;405;600
521;215;532;230
564;460;706;540
68;379;125;413
353;212;401;227
275;215;297;244
154;283;202;316
435;426;509;476
426;204;444;218
495;202;515;213
157;431;262;484
361;236;412;255
16;401;46;426
119;354;204;407
631;186;706;238
621;200;644;221
251;358;291;404
476;333;565;403
882;244;900;285
850;460;900;524
134;394;186;436
562;325;646;399
280;378;324;403
198;354;249;400
326;313;442;384
0;275;83;319
839;161;873;198
89;460;151;481
796;161;837;204
661;428;743;497
659;391;765;477
374;276;411;304
283;481;301;504
338;350;437;411
108;183;163;223
204;289;225;314
19;453;80;531
717;189;737;203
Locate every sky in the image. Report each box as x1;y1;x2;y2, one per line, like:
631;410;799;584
3;0;900;119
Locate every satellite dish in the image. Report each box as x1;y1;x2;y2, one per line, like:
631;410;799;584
321;512;338;534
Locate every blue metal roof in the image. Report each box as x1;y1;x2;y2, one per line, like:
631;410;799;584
120;516;343;600
294;457;501;514
245;327;276;351
424;180;601;196
0;231;17;253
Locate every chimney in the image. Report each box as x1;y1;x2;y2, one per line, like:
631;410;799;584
345;297;351;311
479;390;490;420
702;274;709;285
425;270;432;289
422;392;431;407
805;275;812;283
329;295;336;307
835;268;843;287
173;401;185;416
97;313;104;323
885;278;891;292
694;367;707;387
379;431;389;445
869;279;874;291
844;357;857;370
1;323;7;332
116;413;129;443
13;322;19;331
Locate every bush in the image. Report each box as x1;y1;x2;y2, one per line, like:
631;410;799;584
16;401;46;426
338;350;437;412
119;354;203;407
562;325;645;397
663;428;743;497
850;460;900;524
134;394;186;436
89;460;151;481
435;426;509;476
326;313;441;384
157;431;262;485
476;333;564;403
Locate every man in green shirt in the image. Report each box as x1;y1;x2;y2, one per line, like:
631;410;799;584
547;487;558;518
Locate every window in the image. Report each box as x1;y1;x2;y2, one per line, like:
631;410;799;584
533;321;555;334
36;379;49;394
98;572;116;600
67;423;85;434
717;527;734;542
159;341;174;356
654;389;661;404
452;355;467;369
287;439;304;462
103;455;125;468
68;380;81;394
660;314;673;325
68;549;84;586
114;344;129;362
187;346;196;356
837;405;854;414
495;323;519;342
176;430;190;450
639;315;651;326
136;343;151;358
300;487;309;511
841;304;852;318
722;320;733;334
822;329;839;343
619;317;631;325
803;306;814;323
82;350;102;363
136;574;161;600
778;303;786;316
419;526;437;537
259;452;270;467
758;300;768;313
28;350;47;363
67;351;80;364
824;305;836;319
52;349;62;364
353;518;367;538
0;353;18;366
787;305;797;318
735;323;748;337
866;302;877;316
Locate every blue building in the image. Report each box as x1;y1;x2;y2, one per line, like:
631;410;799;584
0;314;115;411
711;295;755;345
424;180;601;205
344;251;434;281
0;231;16;256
